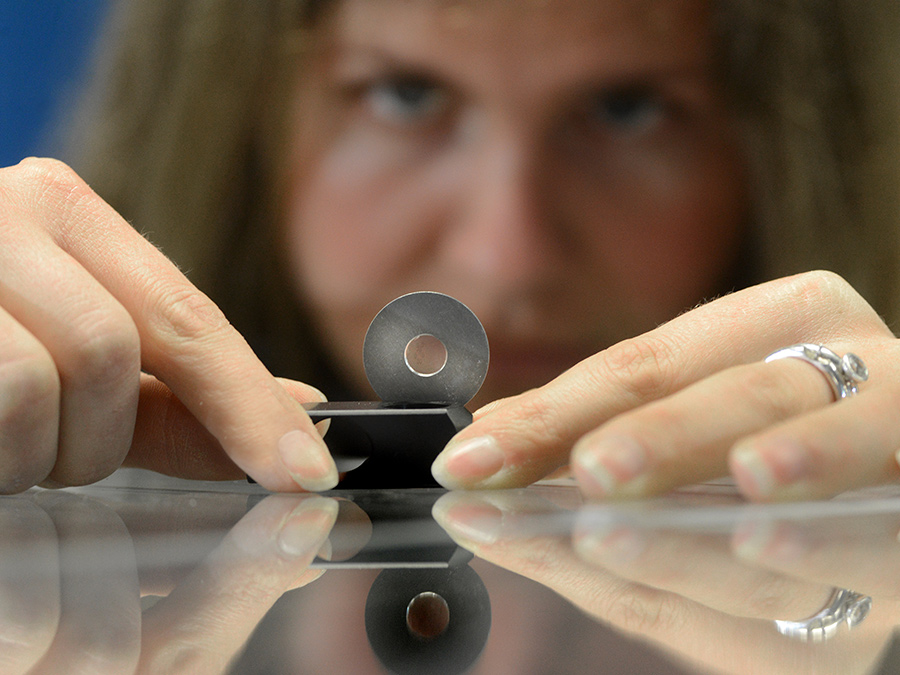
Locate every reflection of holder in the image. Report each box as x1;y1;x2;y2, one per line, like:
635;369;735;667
310;292;489;489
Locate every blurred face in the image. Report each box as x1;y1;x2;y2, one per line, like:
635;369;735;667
281;0;747;407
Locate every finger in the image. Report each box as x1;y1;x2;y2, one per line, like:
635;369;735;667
433;493;875;674
433;489;593;562
0;306;59;492
570;358;831;499
6;159;335;491
30;492;141;674
138;495;337;672
323;499;373;562
732;513;900;600
435;492;891;675
0;224;139;488
125;374;332;482
571;516;833;622
123;375;332;482
432;271;891;489
471;396;515;421
115;490;252;597
730;386;900;501
0;497;60;674
123;373;243;481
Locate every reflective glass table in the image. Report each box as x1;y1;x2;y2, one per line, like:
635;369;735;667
4;469;899;674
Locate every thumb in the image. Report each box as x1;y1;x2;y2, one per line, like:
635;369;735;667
125;374;329;484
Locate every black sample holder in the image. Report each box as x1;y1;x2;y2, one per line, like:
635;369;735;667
304;401;472;489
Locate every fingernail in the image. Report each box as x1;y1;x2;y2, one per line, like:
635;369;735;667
733;519;805;563
305;385;328;403
574;526;646;564
573;436;647;497
277;497;339;557
437;501;504;545
732;519;774;560
278;430;338;491
730;441;811;500
432;436;504;487
730;447;775;498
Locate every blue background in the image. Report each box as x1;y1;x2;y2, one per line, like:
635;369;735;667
1;2;108;167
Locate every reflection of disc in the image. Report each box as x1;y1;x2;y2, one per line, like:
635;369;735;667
365;566;492;675
363;292;489;405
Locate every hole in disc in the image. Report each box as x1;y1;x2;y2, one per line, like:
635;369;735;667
404;334;448;377
406;592;450;639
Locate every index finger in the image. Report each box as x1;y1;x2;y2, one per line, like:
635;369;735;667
432;271;891;489
16;158;336;491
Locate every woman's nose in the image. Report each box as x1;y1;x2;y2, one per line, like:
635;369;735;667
442;134;562;291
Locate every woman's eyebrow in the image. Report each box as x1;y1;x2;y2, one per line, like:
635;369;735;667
333;43;709;79
330;44;445;70
328;45;460;88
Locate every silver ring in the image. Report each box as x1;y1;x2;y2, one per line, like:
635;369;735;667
765;343;868;400
775;588;872;642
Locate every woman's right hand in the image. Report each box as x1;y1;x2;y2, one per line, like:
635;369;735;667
0;157;337;492
434;490;900;675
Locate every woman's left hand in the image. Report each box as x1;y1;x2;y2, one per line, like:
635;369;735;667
431;271;900;501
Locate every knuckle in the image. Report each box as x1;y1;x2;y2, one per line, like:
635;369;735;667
790;270;857;307
501;392;569;464
5;157;89;207
0;352;60;427
144;284;234;347
504;537;562;580
605;586;686;636
14;156;81;188
777;270;890;339
745;577;805;617
598;336;677;403
65;311;141;391
53;455;123;488
140;644;208;674
0;158;101;246
1;627;55;673
0;353;60;493
0;343;59;392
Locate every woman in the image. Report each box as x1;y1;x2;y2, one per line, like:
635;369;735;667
1;0;898;498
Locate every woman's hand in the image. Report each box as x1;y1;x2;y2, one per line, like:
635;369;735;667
0;158;337;492
433;271;900;501
0;490;338;674
433;490;900;675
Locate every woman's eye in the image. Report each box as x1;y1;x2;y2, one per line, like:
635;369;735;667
362;77;449;127
590;87;668;134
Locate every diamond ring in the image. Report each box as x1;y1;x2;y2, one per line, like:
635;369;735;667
775;588;872;642
765;344;868;400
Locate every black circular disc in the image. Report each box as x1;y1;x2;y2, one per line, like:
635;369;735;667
365;565;492;675
363;292;489;405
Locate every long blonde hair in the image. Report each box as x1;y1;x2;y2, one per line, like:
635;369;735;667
65;0;900;387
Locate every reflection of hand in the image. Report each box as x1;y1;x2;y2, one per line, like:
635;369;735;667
433;272;899;501
1;492;141;673
0;490;337;674
0;158;335;493
433;490;899;675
